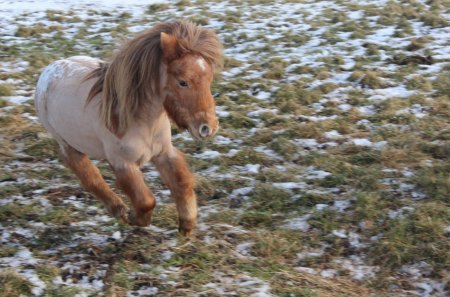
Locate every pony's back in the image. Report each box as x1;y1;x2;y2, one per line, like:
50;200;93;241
35;56;106;158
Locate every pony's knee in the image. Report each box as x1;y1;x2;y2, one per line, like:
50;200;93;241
129;201;155;227
137;199;156;214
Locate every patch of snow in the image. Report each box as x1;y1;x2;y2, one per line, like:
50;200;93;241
4;96;31;104
445;226;450;237
243;164;260;174
236;241;254;257
21;269;46;296
323;130;342;139
214;135;232;145
111;231;121;240
400;262;433;278
295;138;318;149
334;256;379;281
272;182;306;190
247;108;277;118
315;204;329;211
358;105;376;115
282;214;311;232
10;227;36;238
415;279;447;297
305;166;331;179
295;267;317;274
296;249;324;260
254;146;280;159
368;86;415;101
301;115;338;122
226;149;240;157
396;104;428;118
0;0;164;15
373;141;388;150
338;103;352;112
332;229;347;239
348;232;365;249
194;150;221;159
231;187;254;196
254;91;272;101
321;269;338;278
388;206;415;219
216;106;230;118
334;200;351;212
3;247;39;267
352;138;372;146
161;251;174;261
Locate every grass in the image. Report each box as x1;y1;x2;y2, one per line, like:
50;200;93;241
0;84;13;96
433;73;450;97
414;164;450;203
369;202;450;274
0;271;33;297
1;0;449;295
360;71;388;89
249;184;296;213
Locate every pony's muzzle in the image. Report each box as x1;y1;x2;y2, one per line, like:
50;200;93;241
199;124;212;138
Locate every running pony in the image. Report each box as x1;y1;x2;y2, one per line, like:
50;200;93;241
34;20;223;235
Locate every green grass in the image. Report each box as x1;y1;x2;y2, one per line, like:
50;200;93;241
0;271;33;297
0;84;13;96
414;164;450;203
1;0;449;295
369;202;450;273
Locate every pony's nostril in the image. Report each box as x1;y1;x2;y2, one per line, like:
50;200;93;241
199;124;211;138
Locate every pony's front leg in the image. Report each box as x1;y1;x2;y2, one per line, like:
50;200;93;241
153;149;197;236
114;164;156;226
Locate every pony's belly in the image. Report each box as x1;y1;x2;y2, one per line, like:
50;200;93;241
47;108;106;158
65;135;106;159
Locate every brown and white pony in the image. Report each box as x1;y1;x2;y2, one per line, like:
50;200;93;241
34;20;223;235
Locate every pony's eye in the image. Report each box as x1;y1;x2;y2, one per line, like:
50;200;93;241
179;80;188;88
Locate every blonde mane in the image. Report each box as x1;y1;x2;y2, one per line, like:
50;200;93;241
86;20;223;135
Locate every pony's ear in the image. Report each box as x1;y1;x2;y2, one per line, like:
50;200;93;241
161;32;180;62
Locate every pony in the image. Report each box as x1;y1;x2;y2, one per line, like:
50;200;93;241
34;20;223;236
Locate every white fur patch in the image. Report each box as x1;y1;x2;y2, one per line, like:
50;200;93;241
35;62;65;100
196;58;207;72
35;57;101;101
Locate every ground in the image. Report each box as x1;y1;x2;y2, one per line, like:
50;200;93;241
0;0;449;296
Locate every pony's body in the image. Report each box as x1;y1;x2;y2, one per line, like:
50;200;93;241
34;21;222;235
36;56;172;165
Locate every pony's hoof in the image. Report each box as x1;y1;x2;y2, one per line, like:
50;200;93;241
178;218;196;236
128;210;152;227
108;203;130;224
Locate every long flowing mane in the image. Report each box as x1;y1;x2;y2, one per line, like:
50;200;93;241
86;20;223;135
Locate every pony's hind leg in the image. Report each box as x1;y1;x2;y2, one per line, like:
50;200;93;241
60;144;129;223
153;149;197;236
113;164;156;227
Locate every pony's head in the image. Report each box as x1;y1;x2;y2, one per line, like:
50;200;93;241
161;32;219;139
87;20;223;139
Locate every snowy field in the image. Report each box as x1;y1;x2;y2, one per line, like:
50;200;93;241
0;0;449;296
